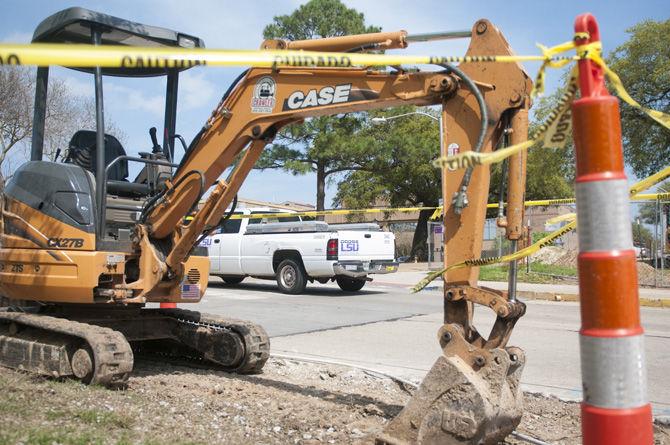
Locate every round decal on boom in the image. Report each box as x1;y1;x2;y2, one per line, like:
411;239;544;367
251;76;276;113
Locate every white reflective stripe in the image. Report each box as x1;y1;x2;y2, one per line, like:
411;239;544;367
576;179;633;252
580;334;648;409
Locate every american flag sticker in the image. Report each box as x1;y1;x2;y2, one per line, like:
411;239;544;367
181;283;200;300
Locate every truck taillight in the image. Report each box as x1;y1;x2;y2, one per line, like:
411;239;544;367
326;238;338;260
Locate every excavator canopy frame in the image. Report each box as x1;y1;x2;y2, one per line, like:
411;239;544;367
28;8;206;240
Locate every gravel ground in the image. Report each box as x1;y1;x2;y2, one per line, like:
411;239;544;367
0;358;668;445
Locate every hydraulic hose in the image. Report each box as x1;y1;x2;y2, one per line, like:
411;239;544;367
437;63;489;215
139;169;205;224
195;193;238;246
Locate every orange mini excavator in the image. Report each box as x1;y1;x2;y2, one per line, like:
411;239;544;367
0;8;531;444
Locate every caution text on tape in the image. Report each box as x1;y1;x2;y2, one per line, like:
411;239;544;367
0;42;577;69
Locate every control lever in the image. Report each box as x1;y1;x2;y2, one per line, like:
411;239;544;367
149;127;161;153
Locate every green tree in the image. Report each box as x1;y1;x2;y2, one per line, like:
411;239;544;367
263;0;379;40
334;106;440;260
0;66;124;178
257;0;380;213
608;19;670;178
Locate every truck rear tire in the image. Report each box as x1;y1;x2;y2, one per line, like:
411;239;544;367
221;276;245;285
276;259;307;294
336;277;366;292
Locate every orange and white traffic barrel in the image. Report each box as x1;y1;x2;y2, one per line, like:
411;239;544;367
571;13;653;445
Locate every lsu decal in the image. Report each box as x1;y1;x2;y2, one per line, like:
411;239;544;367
340;239;359;252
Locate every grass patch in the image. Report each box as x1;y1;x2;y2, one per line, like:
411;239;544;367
0;428;206;445
525;262;577;276
73;408;135;429
0;394;31;417
480;262;577;283
0;428;106;445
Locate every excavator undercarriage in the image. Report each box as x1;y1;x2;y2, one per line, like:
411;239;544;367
0;306;269;385
0;7;531;444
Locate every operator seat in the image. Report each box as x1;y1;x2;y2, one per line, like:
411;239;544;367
66;130;149;197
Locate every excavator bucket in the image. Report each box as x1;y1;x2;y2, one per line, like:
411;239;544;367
378;327;525;444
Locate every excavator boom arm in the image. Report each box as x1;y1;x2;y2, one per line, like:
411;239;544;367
144;68;458;272
139;21;530;296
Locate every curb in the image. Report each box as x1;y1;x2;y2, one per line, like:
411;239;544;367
515;291;670;309
371;280;670;309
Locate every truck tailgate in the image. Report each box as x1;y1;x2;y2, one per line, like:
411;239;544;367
337;230;395;261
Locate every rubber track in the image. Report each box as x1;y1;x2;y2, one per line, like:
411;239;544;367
157;308;270;374
0;311;133;386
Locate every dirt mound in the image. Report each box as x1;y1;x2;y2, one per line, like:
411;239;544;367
0;359;668;444
531;246;568;264
531;246;579;268
638;261;657;285
637;261;670;287
553;250;579;268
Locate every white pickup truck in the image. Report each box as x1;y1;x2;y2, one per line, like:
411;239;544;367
201;208;398;294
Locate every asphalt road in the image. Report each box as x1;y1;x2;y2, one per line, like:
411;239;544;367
196;275;670;416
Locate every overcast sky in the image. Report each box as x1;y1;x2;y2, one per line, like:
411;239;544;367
1;0;667;206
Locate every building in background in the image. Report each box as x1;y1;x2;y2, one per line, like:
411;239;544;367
236;198;315;212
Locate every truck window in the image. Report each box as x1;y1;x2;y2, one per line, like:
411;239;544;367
220;214;243;233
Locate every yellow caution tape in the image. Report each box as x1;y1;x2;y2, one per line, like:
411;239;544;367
431;197;578;220
413;163;670;292
522;198;577;206
0;42;578;69
532;39;578;98
432;68;578;172
545;213;577;226
225;206;437;221
628;165;670;197
208;187;668;224
585;46;670;132
412;220;577;292
637;192;670;201
429;207;444;221
432;37;670;174
485;197;578;209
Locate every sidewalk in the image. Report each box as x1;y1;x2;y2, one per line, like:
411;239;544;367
271;302;670;416
372;268;670;300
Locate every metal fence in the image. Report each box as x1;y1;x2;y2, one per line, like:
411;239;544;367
630;199;669;288
424;198;669;287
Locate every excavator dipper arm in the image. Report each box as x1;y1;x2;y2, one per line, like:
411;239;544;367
378;20;532;445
